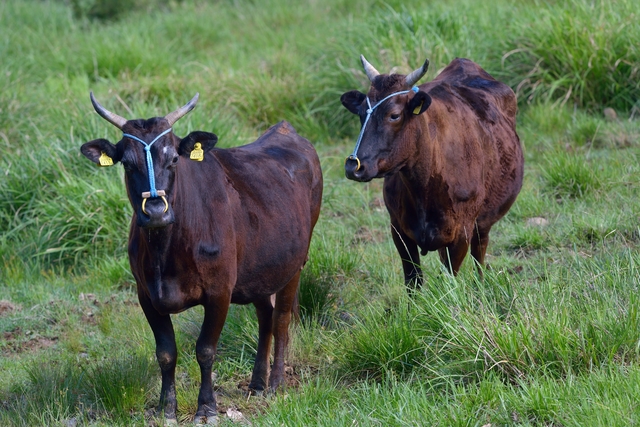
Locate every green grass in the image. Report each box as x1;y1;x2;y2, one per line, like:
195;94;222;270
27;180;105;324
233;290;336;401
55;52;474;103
500;0;640;111
1;0;640;425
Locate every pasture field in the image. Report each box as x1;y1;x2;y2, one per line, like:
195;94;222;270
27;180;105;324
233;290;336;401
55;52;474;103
1;0;640;425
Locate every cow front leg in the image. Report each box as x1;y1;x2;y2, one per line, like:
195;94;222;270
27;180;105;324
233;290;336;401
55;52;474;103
269;271;300;391
390;222;423;292
470;223;491;276
139;295;178;424
194;298;230;425
438;234;470;276
249;296;274;393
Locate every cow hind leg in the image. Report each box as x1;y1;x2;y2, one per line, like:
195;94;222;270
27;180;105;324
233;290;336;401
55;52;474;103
249;296;274;393
139;296;178;424
269;270;301;391
194;298;231;425
390;223;423;292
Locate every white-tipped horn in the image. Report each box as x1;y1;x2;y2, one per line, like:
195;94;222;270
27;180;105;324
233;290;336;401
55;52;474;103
90;92;128;130
360;54;380;82
165;93;199;126
405;58;430;87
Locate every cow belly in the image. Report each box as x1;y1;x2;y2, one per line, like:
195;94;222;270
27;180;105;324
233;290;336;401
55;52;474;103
232;248;307;304
414;221;456;254
393;204;457;253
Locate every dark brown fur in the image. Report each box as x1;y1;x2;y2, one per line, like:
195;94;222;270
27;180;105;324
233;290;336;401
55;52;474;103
341;58;523;289
81;119;322;423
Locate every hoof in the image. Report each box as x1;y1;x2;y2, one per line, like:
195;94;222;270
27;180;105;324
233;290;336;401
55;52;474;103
164;418;178;426
194;414;218;426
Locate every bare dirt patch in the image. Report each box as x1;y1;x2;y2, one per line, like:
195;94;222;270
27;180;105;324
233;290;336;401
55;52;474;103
2;327;58;355
351;225;387;245
0;300;19;317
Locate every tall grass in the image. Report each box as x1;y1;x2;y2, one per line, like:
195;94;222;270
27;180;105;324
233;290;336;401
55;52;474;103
1;354;156;426
330;252;640;383
501;0;640;111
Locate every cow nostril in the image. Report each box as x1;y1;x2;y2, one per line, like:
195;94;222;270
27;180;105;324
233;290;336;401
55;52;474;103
345;155;361;172
345;157;363;178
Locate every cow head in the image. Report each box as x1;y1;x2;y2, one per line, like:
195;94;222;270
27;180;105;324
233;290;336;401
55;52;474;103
341;55;432;182
81;93;218;228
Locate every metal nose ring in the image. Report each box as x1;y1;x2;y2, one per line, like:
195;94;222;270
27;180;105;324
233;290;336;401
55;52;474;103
345;155;361;171
141;190;168;215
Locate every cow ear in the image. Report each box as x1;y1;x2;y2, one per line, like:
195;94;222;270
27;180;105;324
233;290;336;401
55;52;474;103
179;131;218;159
407;91;432;116
81;139;120;166
341;90;366;115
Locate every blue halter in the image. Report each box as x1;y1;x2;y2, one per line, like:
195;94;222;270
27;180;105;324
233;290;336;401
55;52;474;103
122;128;173;198
347;86;419;168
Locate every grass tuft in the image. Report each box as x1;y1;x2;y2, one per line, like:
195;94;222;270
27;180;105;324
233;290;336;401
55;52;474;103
86;354;156;421
541;150;603;199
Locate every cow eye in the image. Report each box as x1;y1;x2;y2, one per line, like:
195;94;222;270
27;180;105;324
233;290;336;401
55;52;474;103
167;155;179;169
389;113;401;122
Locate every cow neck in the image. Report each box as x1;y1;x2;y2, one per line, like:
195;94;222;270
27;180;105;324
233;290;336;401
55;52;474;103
410;150;456;231
141;224;175;256
137;226;173;296
346;86;419;167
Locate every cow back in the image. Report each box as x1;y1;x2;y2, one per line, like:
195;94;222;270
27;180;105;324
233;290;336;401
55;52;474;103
200;121;322;303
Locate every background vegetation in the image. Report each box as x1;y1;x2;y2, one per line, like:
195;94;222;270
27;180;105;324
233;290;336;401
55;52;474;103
1;0;639;425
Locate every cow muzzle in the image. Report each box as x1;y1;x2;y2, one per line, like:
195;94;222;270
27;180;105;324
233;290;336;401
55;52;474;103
138;192;175;228
345;156;370;181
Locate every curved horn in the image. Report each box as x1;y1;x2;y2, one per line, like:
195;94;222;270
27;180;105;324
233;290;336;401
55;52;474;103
405;58;430;87
90;92;127;130
164;93;199;126
360;54;380;82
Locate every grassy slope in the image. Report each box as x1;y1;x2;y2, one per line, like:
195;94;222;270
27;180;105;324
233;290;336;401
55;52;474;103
1;0;640;425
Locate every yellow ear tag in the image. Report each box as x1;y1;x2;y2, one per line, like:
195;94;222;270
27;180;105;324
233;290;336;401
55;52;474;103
190;142;204;161
99;152;114;166
413;101;424;115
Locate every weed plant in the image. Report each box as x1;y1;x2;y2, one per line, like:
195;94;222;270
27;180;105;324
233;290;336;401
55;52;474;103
1;0;640;426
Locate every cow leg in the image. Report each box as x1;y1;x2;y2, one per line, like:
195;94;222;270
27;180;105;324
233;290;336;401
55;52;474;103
438;235;470;276
139;295;178;424
194;298;231;425
390;223;423;291
269;270;300;391
249;296;274;393
470;224;491;275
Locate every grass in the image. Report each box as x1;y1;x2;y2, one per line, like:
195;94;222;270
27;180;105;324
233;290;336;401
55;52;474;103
499;0;640;111
1;0;640;425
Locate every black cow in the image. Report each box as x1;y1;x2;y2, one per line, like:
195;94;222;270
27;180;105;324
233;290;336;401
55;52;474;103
80;93;323;424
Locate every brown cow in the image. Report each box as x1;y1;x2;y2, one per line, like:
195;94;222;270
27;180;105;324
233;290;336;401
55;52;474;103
341;56;523;290
80;93;322;425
